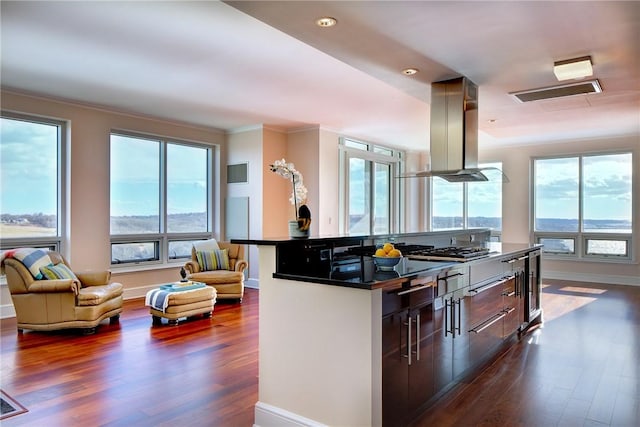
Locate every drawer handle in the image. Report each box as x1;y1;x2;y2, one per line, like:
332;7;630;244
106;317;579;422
403;315;412;365
438;272;464;281
397;284;432;296
470;275;514;294
469;312;506;334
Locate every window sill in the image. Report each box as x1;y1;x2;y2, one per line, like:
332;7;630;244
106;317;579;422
110;261;185;275
542;254;636;264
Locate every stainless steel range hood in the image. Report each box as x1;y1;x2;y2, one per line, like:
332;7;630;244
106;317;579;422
405;77;508;183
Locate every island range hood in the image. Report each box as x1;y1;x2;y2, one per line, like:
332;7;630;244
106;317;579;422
406;76;508;183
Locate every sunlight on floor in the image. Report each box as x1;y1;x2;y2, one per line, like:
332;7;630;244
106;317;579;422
541;284;605;323
558;286;607;294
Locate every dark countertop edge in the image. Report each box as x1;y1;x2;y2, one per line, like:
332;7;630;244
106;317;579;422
231;228;491;246
272;272;420;292
272;260;459;291
272;273;384;290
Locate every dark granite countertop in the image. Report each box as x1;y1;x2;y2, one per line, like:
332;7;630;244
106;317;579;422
273;257;459;290
233;234;541;291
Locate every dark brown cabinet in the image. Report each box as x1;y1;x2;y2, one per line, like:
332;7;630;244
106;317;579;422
432;266;470;394
382;249;541;426
502;249;542;329
466;277;509;360
382;279;436;427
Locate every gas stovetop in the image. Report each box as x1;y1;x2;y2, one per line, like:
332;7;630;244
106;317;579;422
407;246;491;262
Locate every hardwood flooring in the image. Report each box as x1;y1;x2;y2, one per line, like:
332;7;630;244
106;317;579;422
412;281;640;427
0;289;259;426
1;281;639;426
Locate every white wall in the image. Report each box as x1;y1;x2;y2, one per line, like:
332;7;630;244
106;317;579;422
1;90;226;311
226;127;265;287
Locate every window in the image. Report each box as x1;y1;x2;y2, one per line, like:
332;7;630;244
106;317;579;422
431;163;503;236
533;153;632;260
110;132;213;265
1;113;65;252
340;139;402;235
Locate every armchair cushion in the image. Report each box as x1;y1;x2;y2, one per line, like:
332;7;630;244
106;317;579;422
77;282;124;306
40;263;78;281
196;249;230;271
13;248;52;279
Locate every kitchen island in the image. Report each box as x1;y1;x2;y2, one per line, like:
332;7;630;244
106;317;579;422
232;231;542;427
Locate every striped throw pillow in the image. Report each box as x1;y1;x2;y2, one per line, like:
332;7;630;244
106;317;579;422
40;263;78;281
13;248;52;280
196;249;230;271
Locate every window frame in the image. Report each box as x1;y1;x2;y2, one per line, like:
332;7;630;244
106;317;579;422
109;130;215;267
531;152;633;263
429;162;503;240
339;138;404;235
0;111;67;254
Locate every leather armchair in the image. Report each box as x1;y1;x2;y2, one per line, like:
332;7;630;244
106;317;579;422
3;251;123;334
184;241;247;302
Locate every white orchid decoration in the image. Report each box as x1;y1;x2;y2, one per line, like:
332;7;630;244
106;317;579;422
270;158;311;231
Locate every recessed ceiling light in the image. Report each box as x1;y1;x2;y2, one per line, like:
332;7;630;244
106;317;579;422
553;56;593;81
316;17;337;27
402;68;419;76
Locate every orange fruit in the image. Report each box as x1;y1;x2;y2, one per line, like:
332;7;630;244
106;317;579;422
375;248;387;257
382;243;394;253
388;249;402;257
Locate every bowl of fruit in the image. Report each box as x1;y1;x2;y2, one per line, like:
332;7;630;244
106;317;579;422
372;243;403;271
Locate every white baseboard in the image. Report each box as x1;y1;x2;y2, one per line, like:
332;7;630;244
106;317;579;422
122;284;159;300
543;271;640;286
1;303;16;319
254;401;327;427
245;278;259;289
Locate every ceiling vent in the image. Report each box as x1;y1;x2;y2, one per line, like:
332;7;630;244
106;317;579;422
510;79;602;103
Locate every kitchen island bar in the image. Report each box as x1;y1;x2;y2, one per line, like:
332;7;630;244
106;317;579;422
233;230;542;427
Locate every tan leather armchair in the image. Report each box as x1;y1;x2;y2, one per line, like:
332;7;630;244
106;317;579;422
184;241;247;302
3;251;123;334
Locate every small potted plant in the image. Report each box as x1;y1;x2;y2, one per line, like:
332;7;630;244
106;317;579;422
270;158;311;237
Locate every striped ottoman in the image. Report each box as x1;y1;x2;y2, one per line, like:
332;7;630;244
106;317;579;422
145;282;217;326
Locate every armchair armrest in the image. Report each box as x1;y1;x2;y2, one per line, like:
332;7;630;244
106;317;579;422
184;260;201;274
235;260;248;273
27;279;80;295
76;271;111;286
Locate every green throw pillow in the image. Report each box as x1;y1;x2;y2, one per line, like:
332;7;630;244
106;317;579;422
196;249;230;271
40;263;78;281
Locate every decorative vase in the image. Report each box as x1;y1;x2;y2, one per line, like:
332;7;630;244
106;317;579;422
289;220;309;238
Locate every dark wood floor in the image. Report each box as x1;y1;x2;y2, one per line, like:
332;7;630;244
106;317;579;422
1;281;639;426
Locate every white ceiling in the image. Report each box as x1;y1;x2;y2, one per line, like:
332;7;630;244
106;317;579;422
1;1;638;151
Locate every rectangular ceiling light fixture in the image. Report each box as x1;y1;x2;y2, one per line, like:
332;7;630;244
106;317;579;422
553;56;593;81
510;79;602;103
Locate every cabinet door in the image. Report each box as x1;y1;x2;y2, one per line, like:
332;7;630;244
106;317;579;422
451;290;472;379
502;275;521;337
433;290;471;392
432;297;453;392
408;304;435;412
382;311;409;427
